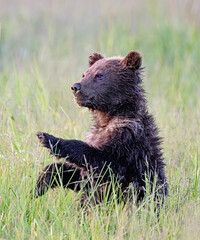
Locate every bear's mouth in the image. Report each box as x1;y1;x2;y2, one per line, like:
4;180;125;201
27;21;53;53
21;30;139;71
74;95;96;109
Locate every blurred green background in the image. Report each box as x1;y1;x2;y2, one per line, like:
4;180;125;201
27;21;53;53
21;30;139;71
0;0;200;239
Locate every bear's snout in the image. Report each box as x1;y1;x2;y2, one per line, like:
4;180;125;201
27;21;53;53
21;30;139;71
71;83;81;93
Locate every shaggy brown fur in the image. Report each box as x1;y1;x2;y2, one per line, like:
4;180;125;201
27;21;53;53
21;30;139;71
33;51;168;204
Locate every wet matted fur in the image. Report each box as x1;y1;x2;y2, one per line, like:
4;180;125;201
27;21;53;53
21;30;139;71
33;51;168;204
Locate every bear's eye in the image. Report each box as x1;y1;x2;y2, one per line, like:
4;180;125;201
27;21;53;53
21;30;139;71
95;74;103;79
82;74;85;78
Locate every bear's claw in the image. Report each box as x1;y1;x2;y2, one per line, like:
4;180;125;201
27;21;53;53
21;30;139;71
36;132;44;140
36;132;51;148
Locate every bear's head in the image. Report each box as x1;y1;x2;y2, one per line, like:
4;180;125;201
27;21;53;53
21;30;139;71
71;51;144;116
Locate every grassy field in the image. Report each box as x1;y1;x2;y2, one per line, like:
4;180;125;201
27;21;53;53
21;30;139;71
0;0;200;239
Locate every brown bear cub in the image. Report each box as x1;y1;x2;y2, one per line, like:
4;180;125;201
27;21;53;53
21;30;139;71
34;51;168;204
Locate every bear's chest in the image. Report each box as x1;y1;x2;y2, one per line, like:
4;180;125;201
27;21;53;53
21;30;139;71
86;126;114;149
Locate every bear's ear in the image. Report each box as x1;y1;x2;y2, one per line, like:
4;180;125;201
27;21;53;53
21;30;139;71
122;51;142;70
89;53;104;66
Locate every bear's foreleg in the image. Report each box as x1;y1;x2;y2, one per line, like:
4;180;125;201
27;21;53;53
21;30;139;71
36;132;110;171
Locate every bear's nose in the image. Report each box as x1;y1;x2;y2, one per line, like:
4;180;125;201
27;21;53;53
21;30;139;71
71;83;81;93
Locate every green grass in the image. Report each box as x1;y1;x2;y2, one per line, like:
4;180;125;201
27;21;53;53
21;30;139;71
0;0;200;239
